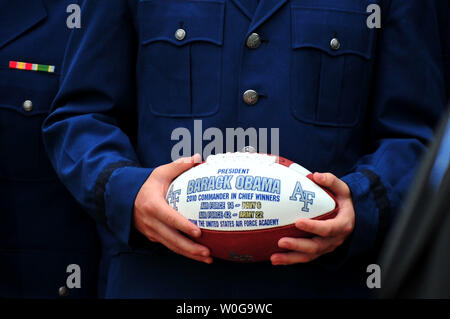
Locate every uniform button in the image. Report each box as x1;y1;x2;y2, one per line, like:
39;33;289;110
58;286;69;297
330;38;341;50
241;146;257;153
23;100;33;112
246;33;262;49
175;28;186;41
243;90;259;105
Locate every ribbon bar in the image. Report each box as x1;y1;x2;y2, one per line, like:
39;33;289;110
9;61;55;73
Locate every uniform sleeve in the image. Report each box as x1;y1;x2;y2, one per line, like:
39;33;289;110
43;0;151;245
339;0;447;259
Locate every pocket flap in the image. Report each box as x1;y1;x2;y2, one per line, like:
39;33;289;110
291;6;374;59
140;0;225;46
0;69;58;116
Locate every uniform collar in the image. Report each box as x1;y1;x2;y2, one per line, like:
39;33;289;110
231;0;257;19
231;0;288;36
0;0;47;50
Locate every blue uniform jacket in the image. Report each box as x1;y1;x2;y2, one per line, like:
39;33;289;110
43;0;446;298
0;0;99;298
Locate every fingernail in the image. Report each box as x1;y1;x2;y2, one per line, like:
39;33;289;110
192;153;202;163
278;240;289;249
192;229;201;237
296;220;305;229
201;250;209;257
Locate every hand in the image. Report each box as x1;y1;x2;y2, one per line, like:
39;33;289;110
133;154;213;264
271;172;355;265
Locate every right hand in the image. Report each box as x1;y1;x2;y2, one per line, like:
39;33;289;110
133;154;213;264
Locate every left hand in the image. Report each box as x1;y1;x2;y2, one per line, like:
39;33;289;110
271;172;355;266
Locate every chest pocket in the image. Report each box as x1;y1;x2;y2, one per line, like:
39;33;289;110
0;68;57;115
290;6;375;127
0;68;59;181
140;0;225;118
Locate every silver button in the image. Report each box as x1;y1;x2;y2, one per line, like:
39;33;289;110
330;38;340;50
58;286;69;297
243;90;259;105
246;33;262;49
175;28;186;41
241;146;257;153
23;100;33;112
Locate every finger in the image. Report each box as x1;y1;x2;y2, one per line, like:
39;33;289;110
161;236;213;264
162;237;213;264
140;221;212;263
295;218;342;238
271;252;319;265
150;217;211;258
154;200;202;238
158;154;202;180
278;237;332;255
312;172;350;196
159;234;213;264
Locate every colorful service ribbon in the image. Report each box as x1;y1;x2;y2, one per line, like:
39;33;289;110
9;61;55;73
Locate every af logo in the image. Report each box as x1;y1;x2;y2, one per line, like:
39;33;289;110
167;185;181;211
289;182;315;212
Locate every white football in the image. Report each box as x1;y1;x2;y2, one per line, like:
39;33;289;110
166;152;337;262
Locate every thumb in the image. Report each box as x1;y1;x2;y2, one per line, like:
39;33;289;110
159;154;202;181
312;172;350;197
